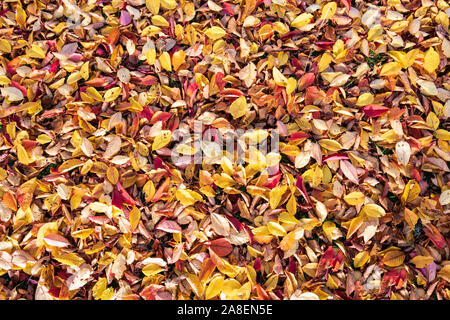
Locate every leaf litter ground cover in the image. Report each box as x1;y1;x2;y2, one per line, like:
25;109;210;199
0;0;449;300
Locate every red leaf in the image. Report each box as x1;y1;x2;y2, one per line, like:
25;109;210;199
298;73;315;91
286;132;309;141
322;153;349;162
361;104;389;117
254;258;261;271
116;181;137;206
316;246;335;276
315;41;335;50
140;284;164;300
340;0;351;11
225;215;242;231
207;238;233;257
423;223;446;249
215;71;225;91
263;173;281;189
150;111;172;124
295;175;312;206
243;224;254;245
140;106;154;122
11;81;27;97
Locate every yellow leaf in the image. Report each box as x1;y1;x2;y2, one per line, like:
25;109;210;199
361;203;386;219
320;2;337;20
161;0;176;10
367;25;383;41
410;255;434;268
242;129;269;145
146;0;160;14
143;180;156;202
401;180;421;203
437;265;450;282
404;208;418;229
322;221;336;242
345;215;363;239
152;130;172;150
176;189;202;206
0;39;12;53
286;77;297;95
273;67;288;86
229;96;247;119
151;15;169;27
264;274;279;292
36;134;52;145
142;263;165;276
344;192;365;206
356;93;374;106
85;87;104;101
92;278;109;300
16;144;33;165
424;47;440;73
280;231;296;251
172;50;186;71
426;112;440;130
267;221;287;237
380;62;402;77
258;24;274;41
104;87;121;102
278;211;299;225
204;27;227;40
291;13;313;28
354;251;370;268
326;275;340;289
434;129;450;141
146;48;157;65
205;275;224;299
270;185;287;209
52;250;85;267
129;206;141;231
383;250;405;267
80;62;90;80
71;228;95;240
286;194;297;215
85;242;105;255
318;139;343;152
16;5;27;28
106;166;119;184
26;44;46;59
159;51;172;71
318;53;332;72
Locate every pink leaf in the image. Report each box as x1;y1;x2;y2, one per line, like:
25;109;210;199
340;160;359;184
155;219;181;233
44;233;71;247
119;10;131;26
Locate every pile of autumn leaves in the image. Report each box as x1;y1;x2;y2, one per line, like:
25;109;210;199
0;0;449;301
